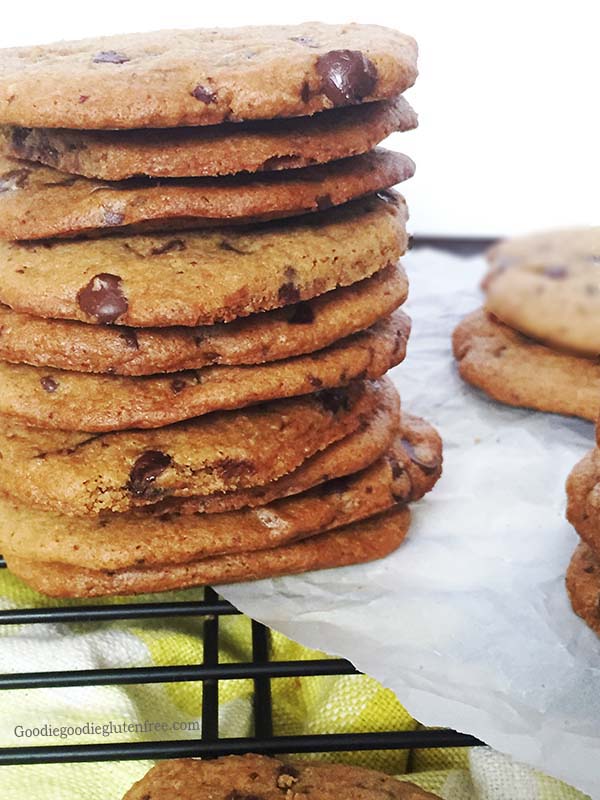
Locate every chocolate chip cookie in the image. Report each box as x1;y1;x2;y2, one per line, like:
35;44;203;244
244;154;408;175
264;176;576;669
122;754;438;800
0;24;417;129
0;149;414;239
0;311;410;431
485;228;600;357
6;504;412;597
452;309;600;420
0;379;386;515
566;542;600;637
0;264;407;375
0;193;407;326
2;96;417;179
566;448;600;555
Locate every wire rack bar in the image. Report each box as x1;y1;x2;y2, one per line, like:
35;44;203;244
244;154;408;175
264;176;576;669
0;730;484;766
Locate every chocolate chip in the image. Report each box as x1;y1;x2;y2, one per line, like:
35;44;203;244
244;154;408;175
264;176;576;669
278;266;301;304
40;376;58;393
119;327;139;349
316;49;378;106
128;450;172;497
287;301;315;325
103;208;125;226
214;457;255;480
584;565;596;574
10;127;31;149
0;168;30;192
77;273;128;324
321;476;350;495
290;35;320;48
225;793;262;800
401;439;439;474
93;50;130;64
317;387;350;414
171;378;187;393
150;238;186;255
389;458;404;480
316;194;333;211
219;239;251;254
78;95;90;104
192;84;217;103
277;764;300;789
308;375;323;388
543;266;568;279
301;80;311;103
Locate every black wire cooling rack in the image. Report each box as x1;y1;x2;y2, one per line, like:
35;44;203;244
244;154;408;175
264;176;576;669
0;237;490;768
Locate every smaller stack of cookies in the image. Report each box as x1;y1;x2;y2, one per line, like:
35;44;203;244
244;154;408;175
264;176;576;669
566;437;600;637
0;23;442;598
453;229;600;421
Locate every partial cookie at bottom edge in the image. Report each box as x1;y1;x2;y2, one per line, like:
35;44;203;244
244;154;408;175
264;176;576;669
122;754;439;800
452;309;600;421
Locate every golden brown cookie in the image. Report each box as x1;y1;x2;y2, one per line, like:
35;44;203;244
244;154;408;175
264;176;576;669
0;149;413;239
161;409;439;516
0;311;410;431
0;264;407;375
0;193;407;327
0;430;439;575
0;24;417;129
566;448;600;555
0;379;386;515
2;96;417;179
566;542;600;637
485;228;600;357
4;505;412;598
122;755;439;800
452;309;600;421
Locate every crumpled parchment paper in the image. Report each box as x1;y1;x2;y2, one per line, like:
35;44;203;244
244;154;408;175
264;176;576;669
222;248;600;797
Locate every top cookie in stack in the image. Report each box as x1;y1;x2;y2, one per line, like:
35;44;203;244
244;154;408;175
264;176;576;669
0;23;442;598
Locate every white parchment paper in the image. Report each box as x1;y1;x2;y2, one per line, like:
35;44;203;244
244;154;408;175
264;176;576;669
222;248;600;798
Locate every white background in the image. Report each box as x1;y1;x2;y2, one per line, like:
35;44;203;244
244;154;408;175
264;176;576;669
1;0;599;235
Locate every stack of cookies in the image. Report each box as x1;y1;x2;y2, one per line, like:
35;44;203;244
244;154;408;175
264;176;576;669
0;23;442;598
453;229;600;421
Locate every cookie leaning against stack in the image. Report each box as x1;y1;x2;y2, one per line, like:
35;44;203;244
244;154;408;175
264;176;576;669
0;23;443;598
453;229;600;421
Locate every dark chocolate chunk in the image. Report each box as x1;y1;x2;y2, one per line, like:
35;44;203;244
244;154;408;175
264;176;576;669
214;457;255;480
93;51;130;64
0;168;30;192
317;387;350;414
10;127;31;149
150;238;186;256
301;80;311;103
128;451;172;497
316;194;333;211
192;84;217;103
171;378;187;393
278;267;301;304
401;439;439;474
316;49;378;106
77;273;128;324
287;301;315;325
119;328;139;349
40;376;58;393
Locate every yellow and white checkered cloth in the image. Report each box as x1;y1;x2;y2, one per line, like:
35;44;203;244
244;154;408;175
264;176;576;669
0;570;590;800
